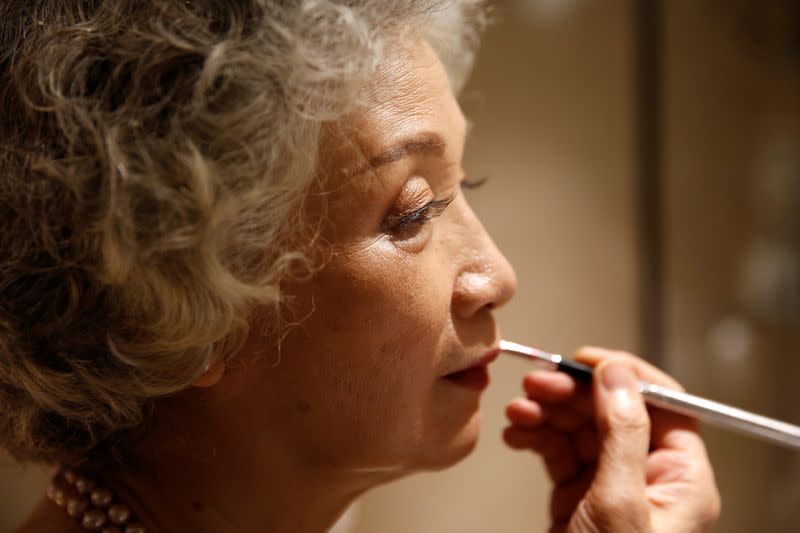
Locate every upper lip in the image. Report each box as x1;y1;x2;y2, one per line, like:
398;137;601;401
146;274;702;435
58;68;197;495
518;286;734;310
444;347;501;375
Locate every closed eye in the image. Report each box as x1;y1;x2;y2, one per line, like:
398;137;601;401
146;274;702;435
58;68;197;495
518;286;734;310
382;175;488;237
383;193;456;235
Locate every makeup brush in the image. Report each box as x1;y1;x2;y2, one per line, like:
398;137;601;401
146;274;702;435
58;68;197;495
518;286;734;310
499;339;800;450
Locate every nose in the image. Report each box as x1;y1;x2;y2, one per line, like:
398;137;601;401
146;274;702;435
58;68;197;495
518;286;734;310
450;203;517;320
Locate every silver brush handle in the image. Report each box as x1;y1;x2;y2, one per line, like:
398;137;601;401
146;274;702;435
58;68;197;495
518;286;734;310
639;383;800;450
499;340;800;450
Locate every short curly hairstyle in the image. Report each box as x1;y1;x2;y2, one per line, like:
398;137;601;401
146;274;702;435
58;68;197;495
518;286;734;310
0;0;487;464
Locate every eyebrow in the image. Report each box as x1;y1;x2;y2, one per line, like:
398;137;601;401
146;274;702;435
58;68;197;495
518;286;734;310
350;132;447;177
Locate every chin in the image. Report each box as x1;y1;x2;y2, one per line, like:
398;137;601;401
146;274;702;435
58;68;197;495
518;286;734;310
420;409;482;471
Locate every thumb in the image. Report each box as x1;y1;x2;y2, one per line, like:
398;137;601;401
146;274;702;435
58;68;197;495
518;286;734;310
581;361;651;529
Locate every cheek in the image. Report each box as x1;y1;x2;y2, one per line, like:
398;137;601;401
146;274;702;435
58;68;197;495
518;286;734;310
297;243;452;404
264;244;453;463
330;249;446;360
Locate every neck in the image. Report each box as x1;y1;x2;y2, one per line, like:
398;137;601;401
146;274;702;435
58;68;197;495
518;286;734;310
96;390;394;533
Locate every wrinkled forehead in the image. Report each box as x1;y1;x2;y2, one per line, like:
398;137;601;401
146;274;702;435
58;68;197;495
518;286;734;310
317;39;464;197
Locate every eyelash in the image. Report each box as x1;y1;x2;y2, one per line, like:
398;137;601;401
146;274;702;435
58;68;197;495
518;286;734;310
385;176;488;235
388;194;456;234
460;176;489;190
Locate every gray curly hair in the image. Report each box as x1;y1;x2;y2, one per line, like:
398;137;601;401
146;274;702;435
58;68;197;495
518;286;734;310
0;0;487;464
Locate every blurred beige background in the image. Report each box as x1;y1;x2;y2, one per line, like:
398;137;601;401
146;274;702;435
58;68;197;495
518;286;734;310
3;1;799;532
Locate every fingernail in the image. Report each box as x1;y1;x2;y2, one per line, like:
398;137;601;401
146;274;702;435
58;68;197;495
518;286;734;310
600;362;636;391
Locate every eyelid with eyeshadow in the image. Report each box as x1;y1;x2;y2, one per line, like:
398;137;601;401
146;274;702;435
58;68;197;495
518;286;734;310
381;176;488;235
382;193;456;234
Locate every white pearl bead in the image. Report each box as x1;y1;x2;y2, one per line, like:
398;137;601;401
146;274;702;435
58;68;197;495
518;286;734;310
82;508;107;531
49;471;144;533
66;497;89;518
91;487;114;507
75;477;96;494
63;469;78;484
108;503;130;524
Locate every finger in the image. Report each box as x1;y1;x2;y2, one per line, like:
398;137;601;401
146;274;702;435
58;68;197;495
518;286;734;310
524;373;595;417
505;398;546;428
646;442;717;496
586;360;650;518
573;346;683;391
645;448;693;486
538;404;591;433
523;370;579;402
647;449;721;531
502;426;581;484
507;399;592;434
648;408;703;451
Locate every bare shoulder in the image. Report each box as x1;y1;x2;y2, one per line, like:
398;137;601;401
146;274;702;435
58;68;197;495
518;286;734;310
14;497;83;533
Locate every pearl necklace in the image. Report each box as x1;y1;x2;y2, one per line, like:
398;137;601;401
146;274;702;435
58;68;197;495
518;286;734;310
47;468;147;533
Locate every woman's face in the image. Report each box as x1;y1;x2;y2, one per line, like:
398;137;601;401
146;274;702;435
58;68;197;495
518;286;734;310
227;40;517;477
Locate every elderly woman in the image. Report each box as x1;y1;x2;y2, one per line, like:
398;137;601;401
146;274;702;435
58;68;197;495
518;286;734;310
1;1;719;532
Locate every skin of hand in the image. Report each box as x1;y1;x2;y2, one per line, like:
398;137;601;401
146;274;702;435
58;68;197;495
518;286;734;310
503;347;721;533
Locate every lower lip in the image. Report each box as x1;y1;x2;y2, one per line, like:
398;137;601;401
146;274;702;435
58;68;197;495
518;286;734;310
443;366;490;391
